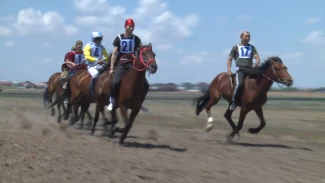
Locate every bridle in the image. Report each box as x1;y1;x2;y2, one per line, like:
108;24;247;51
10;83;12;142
262;63;286;88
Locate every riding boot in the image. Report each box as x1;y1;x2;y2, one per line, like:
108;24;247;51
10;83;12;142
107;85;116;111
229;85;240;111
88;78;96;102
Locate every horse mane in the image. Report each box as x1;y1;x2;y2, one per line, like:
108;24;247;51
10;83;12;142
258;56;283;73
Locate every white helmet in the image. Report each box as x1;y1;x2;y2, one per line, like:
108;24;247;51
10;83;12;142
91;32;103;39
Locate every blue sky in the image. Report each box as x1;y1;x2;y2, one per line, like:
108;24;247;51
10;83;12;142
0;0;324;88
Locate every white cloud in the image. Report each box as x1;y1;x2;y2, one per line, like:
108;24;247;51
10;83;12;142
42;42;50;47
304;17;322;24
5;41;14;47
74;0;198;48
0;8;79;38
301;30;325;45
41;58;52;64
0;26;12;36
237;15;251;22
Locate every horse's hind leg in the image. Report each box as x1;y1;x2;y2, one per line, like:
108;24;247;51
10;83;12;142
205;93;221;132
248;106;266;134
224;103;237;132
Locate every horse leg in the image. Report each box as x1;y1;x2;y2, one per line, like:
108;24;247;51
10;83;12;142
107;108;118;138
228;108;249;138
204;94;221;132
57;102;61;123
79;105;86;129
70;105;80;126
64;102;71;120
224;103;238;135
119;107;140;145
49;93;55;116
91;103;101;135
248;107;266;134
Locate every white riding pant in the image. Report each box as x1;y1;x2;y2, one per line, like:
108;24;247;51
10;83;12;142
88;67;99;78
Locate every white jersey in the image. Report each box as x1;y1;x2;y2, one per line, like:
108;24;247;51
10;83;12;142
73;51;85;64
118;34;135;54
236;44;253;59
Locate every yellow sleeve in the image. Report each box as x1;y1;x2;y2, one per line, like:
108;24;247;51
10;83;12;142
102;47;110;62
83;44;97;63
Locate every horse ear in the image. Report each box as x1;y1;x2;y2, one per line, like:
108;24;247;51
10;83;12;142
148;42;152;48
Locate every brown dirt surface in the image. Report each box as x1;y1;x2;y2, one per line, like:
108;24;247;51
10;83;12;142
0;96;325;183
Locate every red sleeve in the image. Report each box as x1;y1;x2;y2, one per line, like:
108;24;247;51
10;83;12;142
67;52;75;62
64;52;70;62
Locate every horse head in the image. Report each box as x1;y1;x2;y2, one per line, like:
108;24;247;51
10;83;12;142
259;56;293;87
135;43;158;74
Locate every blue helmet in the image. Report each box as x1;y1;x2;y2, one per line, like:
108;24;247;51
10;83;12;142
91;32;103;39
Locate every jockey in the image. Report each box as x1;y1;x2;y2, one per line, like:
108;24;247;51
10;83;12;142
84;31;110;101
61;45;76;103
62;40;86;101
107;18;149;112
227;31;261;111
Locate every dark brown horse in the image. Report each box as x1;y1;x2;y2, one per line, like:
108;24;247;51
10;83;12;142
98;43;157;145
43;72;61;116
193;56;293;141
64;68;107;129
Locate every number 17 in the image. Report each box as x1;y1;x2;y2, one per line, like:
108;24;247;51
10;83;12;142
240;46;250;57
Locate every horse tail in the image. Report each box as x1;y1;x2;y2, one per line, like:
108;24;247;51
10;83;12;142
192;88;210;116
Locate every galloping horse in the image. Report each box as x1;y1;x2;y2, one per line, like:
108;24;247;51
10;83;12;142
193;56;293;140
49;65;93;124
98;43;157;145
43;72;61;116
64;64;109;129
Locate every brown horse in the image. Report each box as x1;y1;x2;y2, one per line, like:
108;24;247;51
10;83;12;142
193;56;293;141
43;72;61;116
98;43;157;145
64;68;108;129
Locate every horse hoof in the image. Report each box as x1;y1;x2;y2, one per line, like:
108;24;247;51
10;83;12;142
205;124;213;132
248;128;258;134
226;134;235;144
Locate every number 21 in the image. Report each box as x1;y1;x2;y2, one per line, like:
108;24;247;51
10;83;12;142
240;46;250;57
122;41;132;52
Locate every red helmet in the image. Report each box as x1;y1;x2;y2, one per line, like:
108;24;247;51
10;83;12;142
125;18;135;27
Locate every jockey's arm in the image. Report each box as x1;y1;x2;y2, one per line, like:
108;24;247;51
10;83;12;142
65;52;76;67
102;47;110;62
83;44;98;63
110;46;118;70
252;46;260;66
227;45;237;72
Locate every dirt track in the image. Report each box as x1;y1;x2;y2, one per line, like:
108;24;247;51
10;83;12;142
1;97;325;183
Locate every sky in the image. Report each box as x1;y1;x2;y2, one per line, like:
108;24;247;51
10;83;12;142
0;0;325;88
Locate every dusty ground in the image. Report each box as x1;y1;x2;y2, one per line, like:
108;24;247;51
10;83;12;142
0;95;325;183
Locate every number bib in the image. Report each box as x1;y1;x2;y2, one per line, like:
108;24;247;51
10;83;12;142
118;34;135;54
74;53;85;64
237;44;253;58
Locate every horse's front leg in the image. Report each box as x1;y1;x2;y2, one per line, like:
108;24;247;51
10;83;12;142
228;107;249;139
248;107;266;134
57;102;61;123
119;107;139;145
